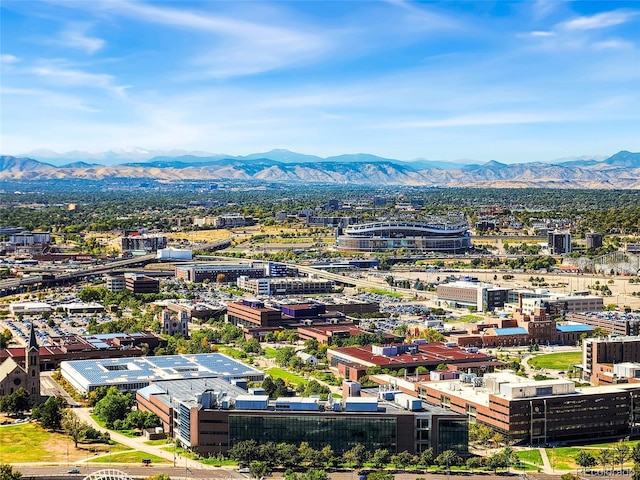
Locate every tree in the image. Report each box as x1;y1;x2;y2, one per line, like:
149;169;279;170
229;440;261;466
597;449;614;473
343;444;369;469
299;470;329;480
144;475;171;480
250;460;268;479
436;450;459;473
31;396;66;430
320;445;338;468
614;440;630;471
258;442;279;469
0;388;31;416
276;443;301;469
124;410;160;431
575;451;597;474
0;464;22;480
372;449;391;469
366;472;394;480
391;451;415;471
62;409;88;448
298;442;323;468
93;387;133;428
420;447;434;468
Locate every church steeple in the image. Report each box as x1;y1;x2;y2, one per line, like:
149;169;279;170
25;323;40;400
27;323;38;352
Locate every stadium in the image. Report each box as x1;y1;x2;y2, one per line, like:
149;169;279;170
336;216;471;253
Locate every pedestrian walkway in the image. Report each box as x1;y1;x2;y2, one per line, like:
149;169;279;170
73;408;221;471
538;448;553;474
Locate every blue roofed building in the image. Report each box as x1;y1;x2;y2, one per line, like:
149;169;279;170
60;353;264;394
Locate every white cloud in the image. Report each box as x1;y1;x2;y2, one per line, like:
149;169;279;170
0;54;20;64
592;39;634;50
1;86;100;112
561;10;639;31
530;31;556;37
29;62;130;97
378;111;581;129
531;0;561;20
55;24;105;54
107;1;329;78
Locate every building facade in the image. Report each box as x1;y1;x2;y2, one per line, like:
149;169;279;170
137;377;468;457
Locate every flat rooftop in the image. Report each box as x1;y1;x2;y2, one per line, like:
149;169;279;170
62;353;264;388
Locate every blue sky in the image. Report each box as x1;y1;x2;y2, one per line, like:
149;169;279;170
1;0;639;163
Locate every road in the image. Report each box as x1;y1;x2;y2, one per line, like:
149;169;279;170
12;466;564;480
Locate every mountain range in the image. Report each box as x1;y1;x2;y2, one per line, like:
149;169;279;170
1;150;639;189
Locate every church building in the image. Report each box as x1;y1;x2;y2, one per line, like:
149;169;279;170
0;324;41;404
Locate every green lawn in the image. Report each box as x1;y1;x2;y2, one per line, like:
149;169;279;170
263;347;279;359
266;367;308;387
364;288;404;298
89;450;169;464
144;439;173;446
528;351;582;370
517;449;543;466
0;422;68;462
0;422;117;463
217;346;248;360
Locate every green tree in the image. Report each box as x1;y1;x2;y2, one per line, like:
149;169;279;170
0;388;31;416
0;464;22;480
276;443;301;469
614;440;630;471
342;444;369;469
372;449;391;469
391;451;415;471
93;387;133;428
228;440;261;466
144;475;172;480
420;447;434;468
62;409;88;448
250;460;268;479
299;470;329;480
31;396;66;430
597;449;614;473
436;450;460;473
124;410;160;430
575;451;597;474
366;472;394;480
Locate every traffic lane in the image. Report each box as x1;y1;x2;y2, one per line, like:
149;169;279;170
14;465;247;479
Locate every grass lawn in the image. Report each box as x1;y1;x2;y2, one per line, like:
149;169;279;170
547;447;581;471
144;439;173;446
89;450;169;464
364;288;404;298
263;347;279;359
517;449;543;467
0;422;115;463
528;351;582;370
458;315;484;323
266;367;308;387
217;346;248;360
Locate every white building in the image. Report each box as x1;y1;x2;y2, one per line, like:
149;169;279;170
157;248;193;260
9;301;51;316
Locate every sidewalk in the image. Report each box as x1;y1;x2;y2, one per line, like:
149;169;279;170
73;408;221;471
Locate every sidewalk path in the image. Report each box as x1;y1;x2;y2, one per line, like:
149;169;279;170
73;408;219;471
539;448;552;474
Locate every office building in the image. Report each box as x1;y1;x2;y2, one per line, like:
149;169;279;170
136;377;468;457
548;230;572;255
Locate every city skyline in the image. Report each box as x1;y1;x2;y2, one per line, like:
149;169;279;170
1;0;639;163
